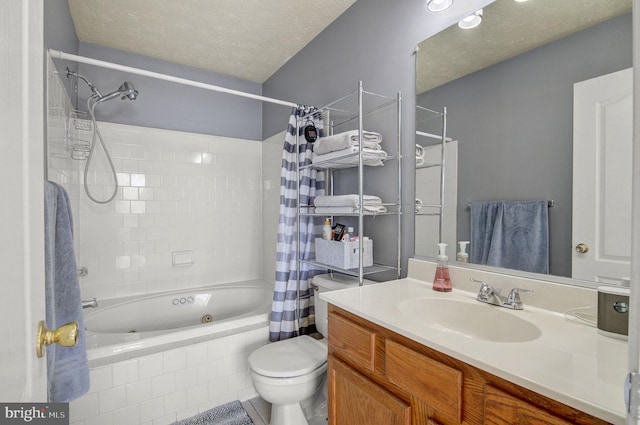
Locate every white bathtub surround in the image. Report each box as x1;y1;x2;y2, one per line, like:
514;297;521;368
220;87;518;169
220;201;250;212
48;119;264;300
69;325;269;425
321;257;627;424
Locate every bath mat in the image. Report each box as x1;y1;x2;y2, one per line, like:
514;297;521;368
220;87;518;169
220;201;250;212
173;400;254;425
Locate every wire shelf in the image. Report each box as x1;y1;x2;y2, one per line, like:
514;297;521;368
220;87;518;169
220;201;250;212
302;89;397;129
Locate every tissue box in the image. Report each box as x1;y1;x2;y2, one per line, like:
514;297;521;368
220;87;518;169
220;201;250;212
315;238;373;269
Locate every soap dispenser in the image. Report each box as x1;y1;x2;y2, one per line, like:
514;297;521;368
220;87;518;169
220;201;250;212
433;243;452;292
457;241;469;263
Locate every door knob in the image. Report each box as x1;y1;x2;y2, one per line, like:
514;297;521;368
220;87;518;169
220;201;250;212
36;320;78;358
575;243;589;254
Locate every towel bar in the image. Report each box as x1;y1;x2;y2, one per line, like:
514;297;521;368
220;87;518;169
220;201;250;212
466;200;554;209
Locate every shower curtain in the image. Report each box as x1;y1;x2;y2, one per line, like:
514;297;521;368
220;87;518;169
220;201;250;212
270;107;326;342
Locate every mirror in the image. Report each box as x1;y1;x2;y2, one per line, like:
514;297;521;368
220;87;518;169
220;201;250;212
415;0;632;286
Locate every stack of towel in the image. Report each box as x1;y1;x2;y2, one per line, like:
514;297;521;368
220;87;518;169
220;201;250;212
314;194;387;214
312;130;388;167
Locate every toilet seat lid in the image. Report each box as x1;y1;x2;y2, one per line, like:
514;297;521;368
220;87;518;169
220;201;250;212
249;335;327;378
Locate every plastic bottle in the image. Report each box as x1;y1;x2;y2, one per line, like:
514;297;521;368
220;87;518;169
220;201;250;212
457;241;469;263
322;218;332;240
343;226;355;241
433;243;452;292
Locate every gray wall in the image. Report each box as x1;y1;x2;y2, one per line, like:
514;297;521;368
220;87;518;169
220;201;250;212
417;13;632;277
74;43;264;140
263;0;492;279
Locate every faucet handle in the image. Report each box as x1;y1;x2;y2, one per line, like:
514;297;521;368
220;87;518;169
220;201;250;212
506;288;533;309
470;278;500;292
470;278;501;302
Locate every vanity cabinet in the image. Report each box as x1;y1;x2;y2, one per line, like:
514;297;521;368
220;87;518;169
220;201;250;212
327;304;610;425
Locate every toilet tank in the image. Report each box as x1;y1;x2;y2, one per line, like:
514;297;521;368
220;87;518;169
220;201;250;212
312;273;373;337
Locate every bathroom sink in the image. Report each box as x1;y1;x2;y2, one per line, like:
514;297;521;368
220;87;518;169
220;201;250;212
399;298;541;343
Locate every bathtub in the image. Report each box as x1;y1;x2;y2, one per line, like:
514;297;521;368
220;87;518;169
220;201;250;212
83;279;272;367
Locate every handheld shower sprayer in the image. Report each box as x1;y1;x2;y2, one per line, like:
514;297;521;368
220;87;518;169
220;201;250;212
65;68;140;204
95;81;139;104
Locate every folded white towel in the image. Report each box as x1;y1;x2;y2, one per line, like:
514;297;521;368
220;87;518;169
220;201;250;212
314;194;382;208
315;206;388;214
313;146;388;168
314;130;383;155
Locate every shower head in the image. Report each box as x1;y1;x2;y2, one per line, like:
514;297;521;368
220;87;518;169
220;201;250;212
66;68;139;103
96;81;139;104
118;82;138;101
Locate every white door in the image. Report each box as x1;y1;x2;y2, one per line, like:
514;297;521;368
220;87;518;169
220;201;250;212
572;68;633;284
0;0;47;401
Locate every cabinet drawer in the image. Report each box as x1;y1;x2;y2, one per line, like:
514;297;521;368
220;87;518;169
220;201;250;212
329;313;376;372
485;385;573;425
386;339;462;423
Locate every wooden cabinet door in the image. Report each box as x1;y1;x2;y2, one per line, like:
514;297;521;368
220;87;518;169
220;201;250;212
328;356;411;425
484;386;574;425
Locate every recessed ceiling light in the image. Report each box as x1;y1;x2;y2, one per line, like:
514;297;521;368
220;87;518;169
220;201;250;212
513;0;529;2
427;0;453;12
458;9;483;29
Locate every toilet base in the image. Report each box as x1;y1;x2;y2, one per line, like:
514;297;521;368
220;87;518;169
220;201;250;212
269;402;309;425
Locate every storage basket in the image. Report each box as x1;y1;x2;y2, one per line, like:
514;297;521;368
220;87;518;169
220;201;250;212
315;238;373;269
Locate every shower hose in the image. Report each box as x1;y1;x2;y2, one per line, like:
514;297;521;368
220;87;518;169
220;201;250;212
84;97;119;204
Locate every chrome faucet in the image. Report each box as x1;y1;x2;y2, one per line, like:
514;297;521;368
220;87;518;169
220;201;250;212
470;278;532;310
82;298;98;309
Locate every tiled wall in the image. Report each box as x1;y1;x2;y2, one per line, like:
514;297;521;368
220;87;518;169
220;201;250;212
47;58;82;242
74;122;264;300
48;59;265;300
69;326;268;425
261;131;285;284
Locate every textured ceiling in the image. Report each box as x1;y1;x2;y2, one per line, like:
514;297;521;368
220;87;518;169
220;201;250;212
417;0;632;94
68;0;356;83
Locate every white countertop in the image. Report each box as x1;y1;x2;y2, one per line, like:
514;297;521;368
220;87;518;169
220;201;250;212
320;277;627;424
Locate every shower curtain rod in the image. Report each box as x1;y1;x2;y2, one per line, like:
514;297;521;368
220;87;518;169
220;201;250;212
48;49;299;109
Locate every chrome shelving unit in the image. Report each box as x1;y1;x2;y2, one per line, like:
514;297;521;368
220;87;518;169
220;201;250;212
297;81;402;284
415;105;449;243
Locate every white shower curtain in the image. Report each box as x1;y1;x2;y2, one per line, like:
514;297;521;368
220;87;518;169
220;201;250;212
269;107;326;342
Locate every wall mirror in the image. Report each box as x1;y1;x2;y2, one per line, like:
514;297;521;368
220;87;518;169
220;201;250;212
414;0;632;287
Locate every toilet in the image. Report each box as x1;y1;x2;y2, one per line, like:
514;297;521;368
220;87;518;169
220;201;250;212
248;273;370;425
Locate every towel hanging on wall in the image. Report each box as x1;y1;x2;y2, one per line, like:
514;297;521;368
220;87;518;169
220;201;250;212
470;200;549;274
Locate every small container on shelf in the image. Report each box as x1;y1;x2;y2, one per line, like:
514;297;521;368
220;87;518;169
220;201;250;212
315;238;373;269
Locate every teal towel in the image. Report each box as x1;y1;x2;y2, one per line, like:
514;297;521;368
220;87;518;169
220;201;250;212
44;181;89;402
470;200;549;274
